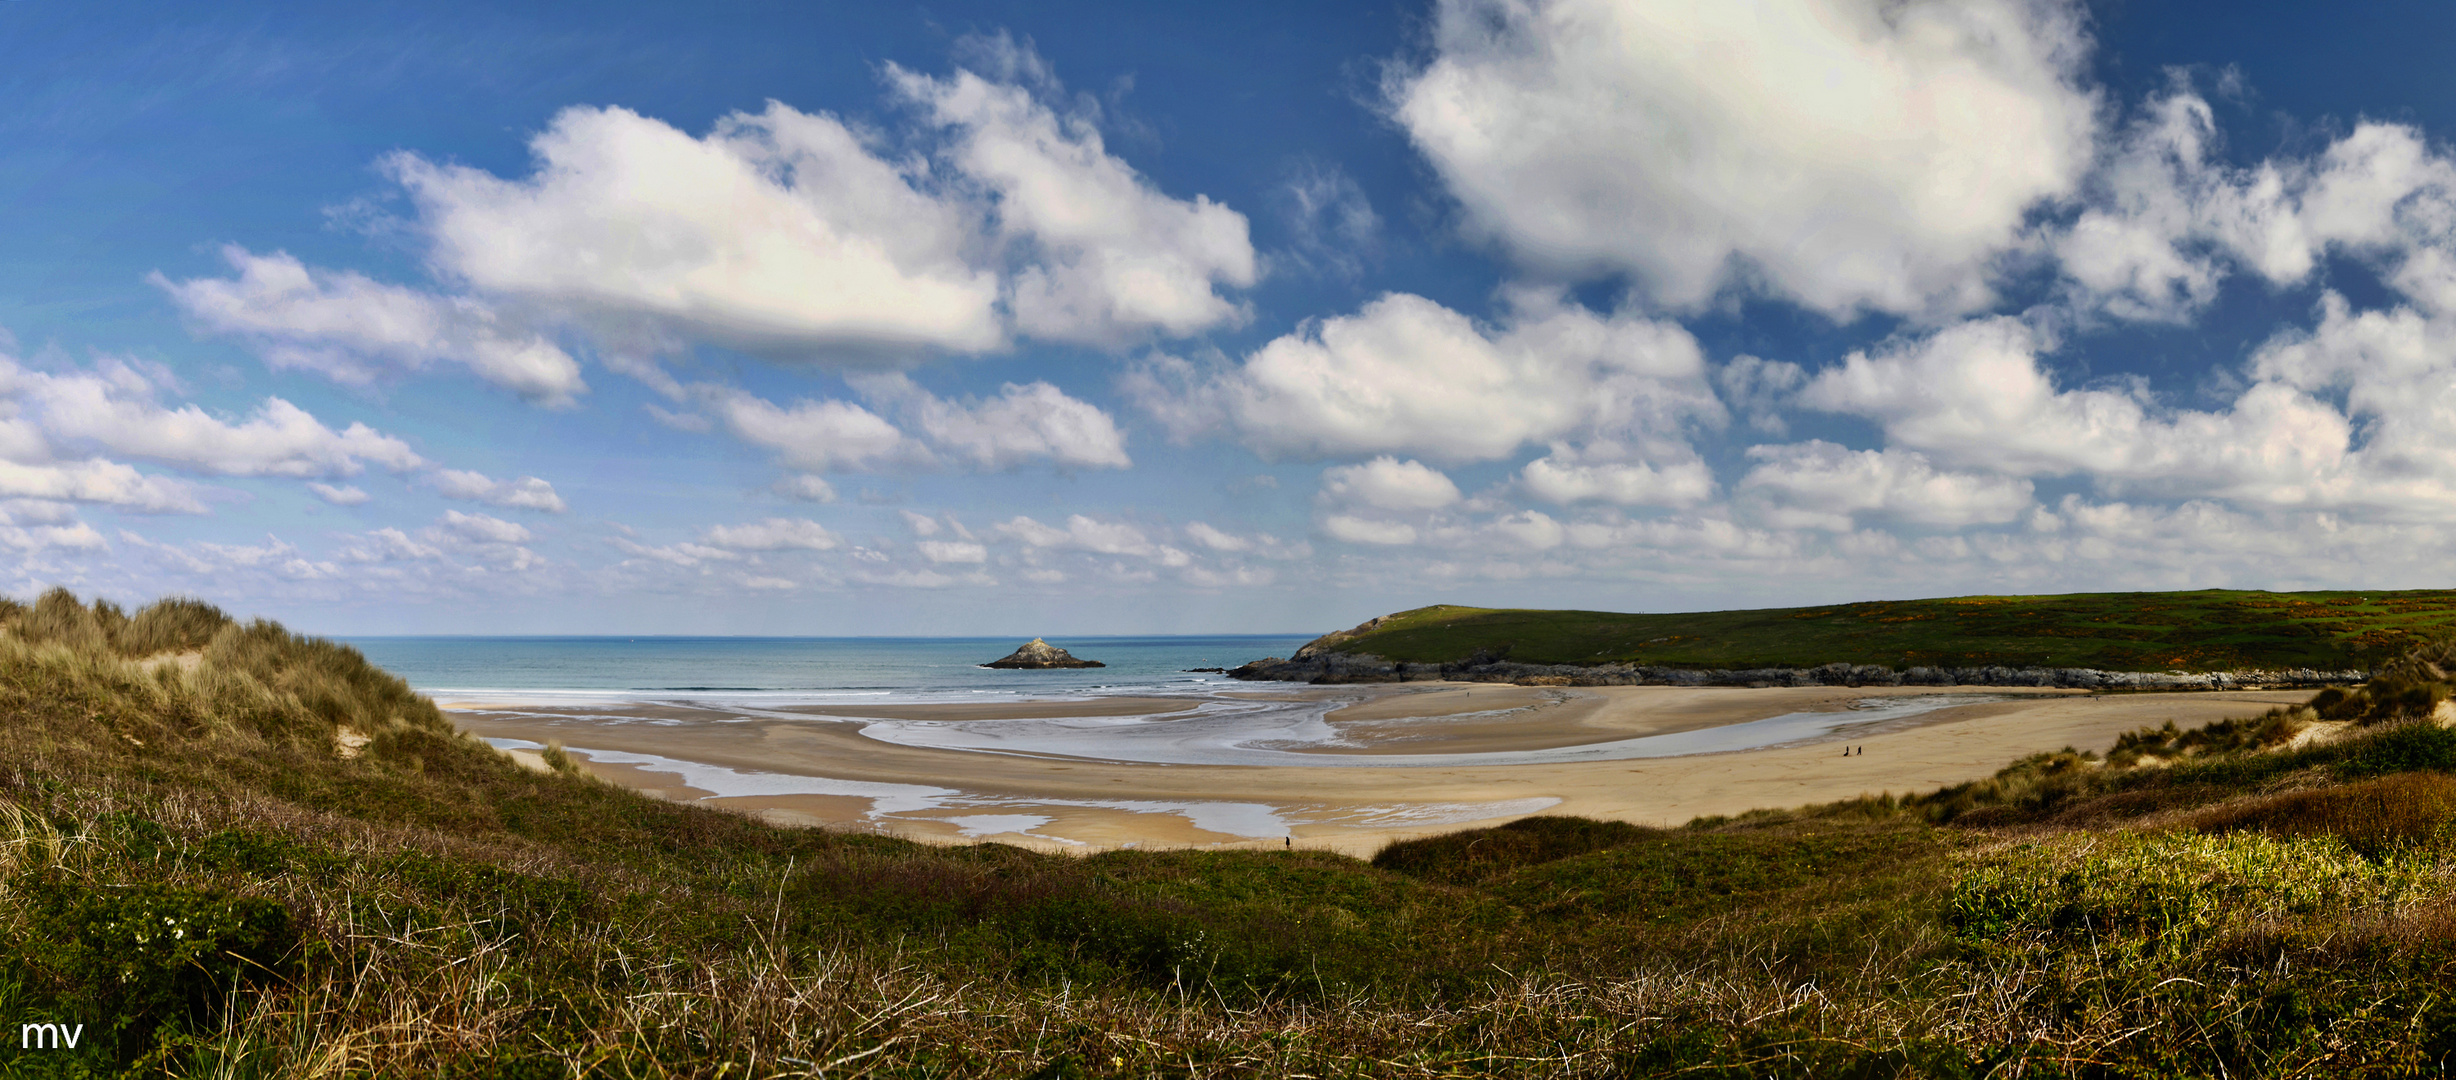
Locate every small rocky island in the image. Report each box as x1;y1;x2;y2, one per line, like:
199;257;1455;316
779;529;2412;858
982;638;1105;669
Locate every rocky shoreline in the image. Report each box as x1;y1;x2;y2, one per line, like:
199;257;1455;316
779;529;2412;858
1225;652;2364;690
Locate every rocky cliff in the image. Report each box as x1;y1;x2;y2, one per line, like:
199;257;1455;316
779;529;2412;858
983;638;1105;669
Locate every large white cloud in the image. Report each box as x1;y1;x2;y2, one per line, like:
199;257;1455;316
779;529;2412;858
1798;314;2456;518
1390;0;2099;315
388;102;1003;358
2056;82;2456;322
1187;291;1718;463
155;247;586;405
887;64;1258;345
362;48;1253;366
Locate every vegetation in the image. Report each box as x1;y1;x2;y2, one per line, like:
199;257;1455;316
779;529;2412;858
1301;589;2456;672
6;590;2456;1075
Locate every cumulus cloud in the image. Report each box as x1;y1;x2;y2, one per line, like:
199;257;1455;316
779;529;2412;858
700;517;841;551
1739;442;2035;530
8;358;423;479
706;390;913;473
388;102;1002;359
1520;455;1715;508
695;375;1128;478
771;474;838;503
1178;291;1718;463
887;57;1259;344
1390;0;2098;315
307;482;370;506
995;513;1157;556
432;469;568;512
2055;80;2456;323
1320;514;1418;546
0;459;204;514
155;246;586;405
859;374;1130;469
365;42;1252;364
1797;313;2456;519
1318;456;1461;512
915;539;988;563
438;510;532;545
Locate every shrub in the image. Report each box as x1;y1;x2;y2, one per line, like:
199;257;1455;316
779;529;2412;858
2194;771;2456;857
1373;815;1656;884
1949;831;2441;960
22;881;297;1041
2337;721;2456;778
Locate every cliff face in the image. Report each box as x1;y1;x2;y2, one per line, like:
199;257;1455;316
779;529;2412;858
1227;652;2362;690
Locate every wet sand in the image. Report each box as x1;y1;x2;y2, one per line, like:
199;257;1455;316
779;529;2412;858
448;683;2312;856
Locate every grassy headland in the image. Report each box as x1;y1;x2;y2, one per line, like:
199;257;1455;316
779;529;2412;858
6;590;2456;1076
1292;589;2456;672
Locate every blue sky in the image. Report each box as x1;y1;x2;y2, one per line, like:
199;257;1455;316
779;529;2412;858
7;1;2456;635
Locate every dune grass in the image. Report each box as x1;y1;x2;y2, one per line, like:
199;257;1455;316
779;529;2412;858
1300;589;2456;672
7;591;2456;1076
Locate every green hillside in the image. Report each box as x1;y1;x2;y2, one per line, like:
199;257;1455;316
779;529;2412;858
1304;589;2456;671
13;588;2456;1076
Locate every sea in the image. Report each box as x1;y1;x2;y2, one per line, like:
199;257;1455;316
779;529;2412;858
339;634;1317;705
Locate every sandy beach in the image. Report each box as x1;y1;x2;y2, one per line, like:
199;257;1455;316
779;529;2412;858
446;682;2311;856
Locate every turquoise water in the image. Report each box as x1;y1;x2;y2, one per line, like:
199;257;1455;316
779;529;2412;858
340;635;1315;704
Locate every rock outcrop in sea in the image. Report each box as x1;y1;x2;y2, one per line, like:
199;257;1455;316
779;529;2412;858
983;638;1105;669
1226;651;2361;690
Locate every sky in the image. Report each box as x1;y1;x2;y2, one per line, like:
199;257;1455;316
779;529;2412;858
8;1;2456;636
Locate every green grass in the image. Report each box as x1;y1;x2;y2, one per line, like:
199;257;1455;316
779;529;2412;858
12;589;2456;1076
1305;588;2456;671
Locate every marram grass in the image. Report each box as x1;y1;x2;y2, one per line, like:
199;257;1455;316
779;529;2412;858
5;591;2456;1077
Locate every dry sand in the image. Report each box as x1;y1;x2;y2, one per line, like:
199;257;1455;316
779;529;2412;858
448;683;2312;856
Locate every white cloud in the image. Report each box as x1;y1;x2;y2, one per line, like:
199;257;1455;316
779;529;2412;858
1797;313;2456;519
994;513;1156;556
9;358;423;479
1390;0;2098;315
307;482;370;506
2055;81;2456;322
0;459;204;513
887;59;1259;344
1320;514;1417;546
771;474;838;503
1318;456;1461;512
155;247;586;405
1184;521;1250;552
611;537;740;568
1199;291;1718;462
437;510;532;545
387;102;1003;358
861;374;1131;469
708;390;912;472
432;469;568;512
372;43;1252;362
701;517;841;551
1739;442;2035;530
1520;455;1715;508
337;527;442;563
915;539;988;563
